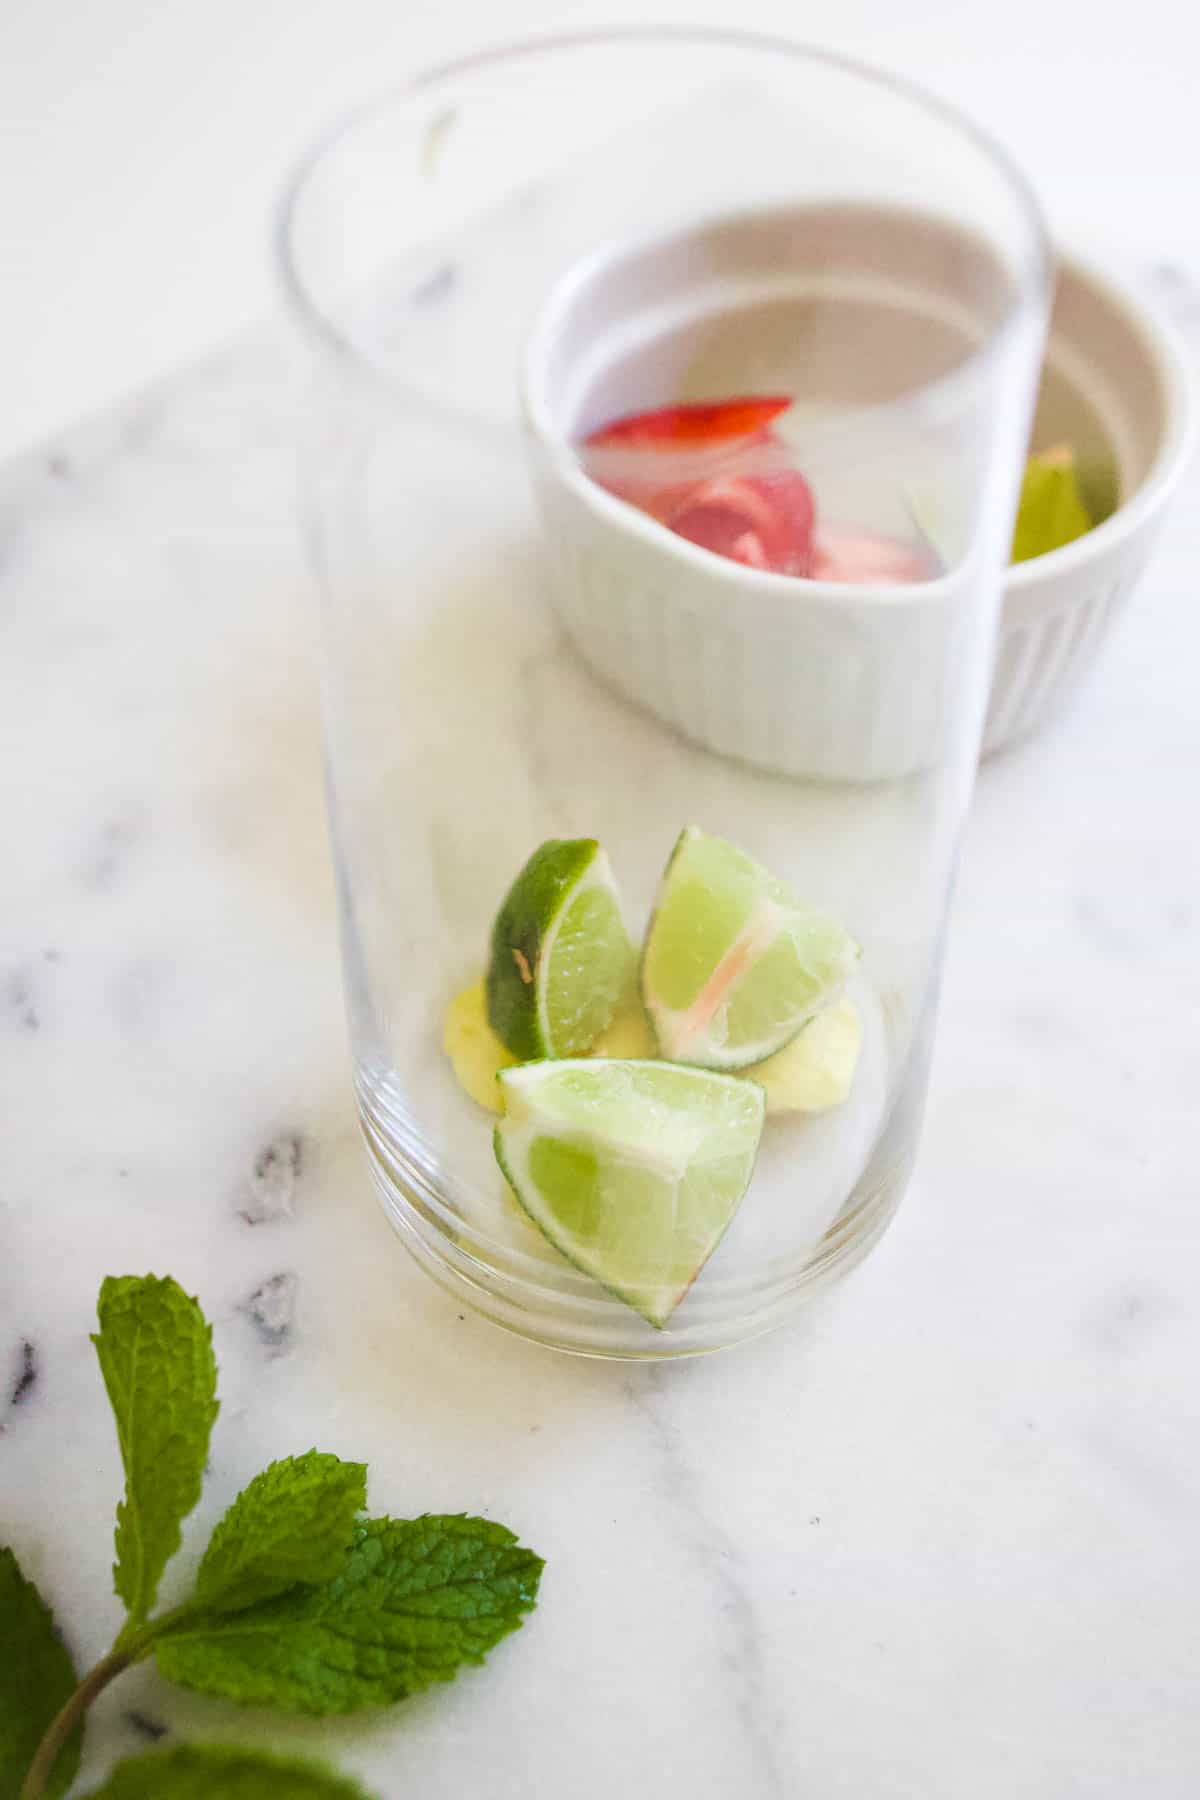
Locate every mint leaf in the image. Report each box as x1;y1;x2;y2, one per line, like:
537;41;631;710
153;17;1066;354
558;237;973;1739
79;1744;375;1798
192;1452;367;1614
1011;446;1094;564
155;1514;543;1714
0;1547;82;1800
92;1275;219;1628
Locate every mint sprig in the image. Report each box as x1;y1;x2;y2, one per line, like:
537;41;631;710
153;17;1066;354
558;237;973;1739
4;1275;543;1799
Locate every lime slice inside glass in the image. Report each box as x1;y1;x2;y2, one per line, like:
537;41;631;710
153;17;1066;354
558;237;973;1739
486;838;632;1060
641;827;859;1070
494;1059;764;1326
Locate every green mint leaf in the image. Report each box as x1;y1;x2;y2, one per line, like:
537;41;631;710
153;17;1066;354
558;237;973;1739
155;1514;544;1715
0;1546;82;1800
78;1743;375;1799
92;1274;219;1628
1011;446;1094;564
192;1451;367;1614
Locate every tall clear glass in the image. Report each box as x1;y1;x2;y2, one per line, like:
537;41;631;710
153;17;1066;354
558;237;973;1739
278;31;1050;1356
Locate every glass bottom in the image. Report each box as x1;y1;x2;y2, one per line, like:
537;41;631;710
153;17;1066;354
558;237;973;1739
360;1062;922;1359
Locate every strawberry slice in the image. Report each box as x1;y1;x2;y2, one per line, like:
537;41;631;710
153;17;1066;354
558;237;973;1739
811;526;934;585
583;396;792;450
578;395;821;577
667;472;815;576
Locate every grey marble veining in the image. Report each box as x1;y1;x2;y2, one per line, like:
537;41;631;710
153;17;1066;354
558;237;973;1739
1;270;1199;1798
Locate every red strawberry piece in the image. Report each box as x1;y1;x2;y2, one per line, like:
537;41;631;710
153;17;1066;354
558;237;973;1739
666;471;815;575
583;396;792;450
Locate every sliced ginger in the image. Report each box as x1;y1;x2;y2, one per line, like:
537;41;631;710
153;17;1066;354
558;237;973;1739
590;992;656;1059
748;997;861;1115
441;980;516;1113
443;979;860;1119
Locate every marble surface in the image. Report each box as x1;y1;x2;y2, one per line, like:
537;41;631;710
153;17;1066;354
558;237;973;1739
3;267;1200;1798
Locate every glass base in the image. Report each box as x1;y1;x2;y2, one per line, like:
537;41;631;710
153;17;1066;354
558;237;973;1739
361;1082;916;1359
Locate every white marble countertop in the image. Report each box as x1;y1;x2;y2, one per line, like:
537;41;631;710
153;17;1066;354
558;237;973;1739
3;274;1200;1797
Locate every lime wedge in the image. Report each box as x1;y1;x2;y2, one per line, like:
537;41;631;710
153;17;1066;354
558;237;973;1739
1011;445;1094;564
641;827;859;1070
494;1060;764;1326
486;838;633;1060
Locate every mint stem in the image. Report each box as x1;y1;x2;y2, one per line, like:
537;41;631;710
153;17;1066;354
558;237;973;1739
112;1598;190;1655
20;1601;199;1799
19;1646;132;1800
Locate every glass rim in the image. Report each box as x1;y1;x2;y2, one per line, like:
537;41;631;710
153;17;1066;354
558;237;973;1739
273;24;1054;385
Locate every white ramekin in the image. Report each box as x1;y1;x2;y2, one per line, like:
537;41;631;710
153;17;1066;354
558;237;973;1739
523;215;1191;780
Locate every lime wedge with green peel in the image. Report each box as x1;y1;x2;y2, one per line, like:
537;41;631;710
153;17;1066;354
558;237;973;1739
486;838;633;1060
494;1060;765;1326
641;827;859;1070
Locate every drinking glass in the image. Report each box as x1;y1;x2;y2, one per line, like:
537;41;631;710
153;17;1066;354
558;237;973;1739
277;30;1050;1356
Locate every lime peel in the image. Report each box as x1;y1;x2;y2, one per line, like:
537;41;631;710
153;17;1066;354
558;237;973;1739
486;838;633;1060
